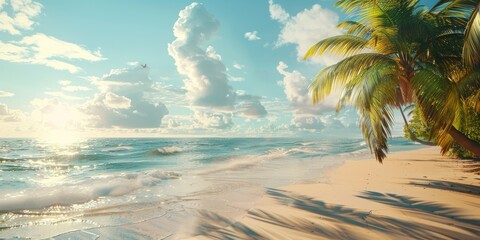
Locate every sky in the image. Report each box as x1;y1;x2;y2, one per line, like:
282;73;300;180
0;0;407;138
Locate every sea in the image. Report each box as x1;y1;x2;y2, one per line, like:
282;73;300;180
0;137;422;239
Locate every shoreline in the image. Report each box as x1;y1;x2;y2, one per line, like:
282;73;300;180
187;147;480;239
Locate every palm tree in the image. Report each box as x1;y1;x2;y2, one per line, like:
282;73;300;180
412;64;480;156
304;0;480;162
413;0;480;156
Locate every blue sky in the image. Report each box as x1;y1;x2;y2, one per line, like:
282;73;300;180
0;0;407;138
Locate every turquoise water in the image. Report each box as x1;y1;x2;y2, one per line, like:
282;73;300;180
0;137;422;239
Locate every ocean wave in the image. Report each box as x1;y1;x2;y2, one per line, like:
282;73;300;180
0;170;181;212
147;146;183;156
196;148;288;175
286;147;326;155
101;146;134;152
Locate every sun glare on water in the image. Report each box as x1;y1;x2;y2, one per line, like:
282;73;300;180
34;132;87;187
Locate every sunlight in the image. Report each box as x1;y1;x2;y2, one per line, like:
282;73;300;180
37;131;84;151
42;104;72;129
34;132;86;187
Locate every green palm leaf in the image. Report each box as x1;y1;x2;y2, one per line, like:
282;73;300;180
463;4;480;67
304;35;369;60
309;53;395;104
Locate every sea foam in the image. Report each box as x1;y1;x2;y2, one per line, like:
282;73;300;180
147;146;183;156
0;170;180;212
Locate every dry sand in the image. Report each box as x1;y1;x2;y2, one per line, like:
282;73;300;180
187;147;480;239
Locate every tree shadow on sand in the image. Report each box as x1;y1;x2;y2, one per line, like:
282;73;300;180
188;188;480;239
357;191;480;226
408;178;480;195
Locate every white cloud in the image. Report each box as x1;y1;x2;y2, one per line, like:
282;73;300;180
19;34;104;61
168;3;235;110
193;111;233;129
87;65;147;93
0;103;8;115
31;98;84;129
0;90;14;97
62;85;90;92
44;91;83;100
236;92;267;119
233;62;244;70
0;103;24;122
103;92;131;109
149;82;186;106
268;0;289;24
167;3;268;130
244;31;260;41
276;61;339;115
269;1;342;65
0;0;42;35
0;33;105;73
292;115;324;131
274;61;350;132
58;79;90;92
82;63;168;128
205;45;221;60
167;119;179;128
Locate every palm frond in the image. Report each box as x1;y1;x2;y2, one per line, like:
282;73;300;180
356;78;397;163
304;35;369;60
433;0;478;17
412;66;460;146
309;53;396;104
337;21;372;38
463;4;480;67
336;60;400;112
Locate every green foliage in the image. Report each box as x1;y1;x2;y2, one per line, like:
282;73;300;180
403;106;433;141
305;0;480;161
405;104;480;158
451;106;480;158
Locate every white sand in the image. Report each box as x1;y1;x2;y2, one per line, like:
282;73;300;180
187;147;480;239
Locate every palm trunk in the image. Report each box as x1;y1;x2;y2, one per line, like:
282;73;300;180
448;126;480;157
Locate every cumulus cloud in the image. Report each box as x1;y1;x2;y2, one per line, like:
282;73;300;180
0;103;24;122
0;0;42;35
103;92;131;109
235;91;267;119
275;61;347;132
168;3;267;128
268;0;289;23
292;115;324;131
0;90;14;97
244;31;260;41
269;0;342;65
0;33;105;73
276;61;338;114
0;103;8;115
193;111;233;129
82;63;168;128
168;2;235;110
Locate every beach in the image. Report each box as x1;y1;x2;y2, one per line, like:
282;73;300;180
1;140;479;239
188;147;480;239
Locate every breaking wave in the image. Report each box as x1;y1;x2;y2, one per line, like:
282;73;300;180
0;170;181;212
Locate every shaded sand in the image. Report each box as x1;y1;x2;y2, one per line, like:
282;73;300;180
187;147;480;239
